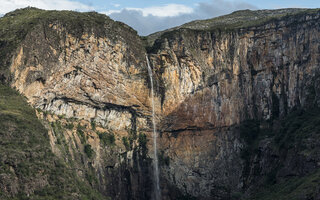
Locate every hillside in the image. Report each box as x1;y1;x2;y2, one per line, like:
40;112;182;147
0;84;106;199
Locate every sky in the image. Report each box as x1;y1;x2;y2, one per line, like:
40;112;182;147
0;0;319;35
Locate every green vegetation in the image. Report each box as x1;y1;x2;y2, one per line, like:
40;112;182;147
181;8;320;31
146;8;320;48
0;84;106;199
274;108;320;150
58;114;66;119
51;121;66;145
97;131;115;146
138;133;148;148
51;121;63;133
120;129;140;151
0;83;47;137
86;170;99;186
84;144;94;159
122;136;130;150
77;124;86;144
0;6;137;80
252;169;320;200
65;122;74;130
90;120;96;131
240;107;320;199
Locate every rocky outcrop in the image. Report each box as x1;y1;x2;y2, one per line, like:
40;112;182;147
1;7;320;200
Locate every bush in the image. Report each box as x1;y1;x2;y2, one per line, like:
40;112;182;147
77;124;86;144
51;121;63;134
91;121;96;131
122;137;130;150
138;133;147;148
84;144;94;158
97;131;115;146
65;122;74;130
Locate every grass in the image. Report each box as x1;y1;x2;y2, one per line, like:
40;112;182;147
180;8;320;31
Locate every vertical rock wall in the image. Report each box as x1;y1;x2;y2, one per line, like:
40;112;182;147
147;11;320;199
3;8;320;199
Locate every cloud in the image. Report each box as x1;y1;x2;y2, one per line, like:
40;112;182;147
111;3;121;8
0;0;93;15
108;9;197;36
104;10;122;15
0;0;258;36
126;4;194;17
103;4;194;18
107;0;257;36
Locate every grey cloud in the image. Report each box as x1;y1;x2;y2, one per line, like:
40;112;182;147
108;0;257;36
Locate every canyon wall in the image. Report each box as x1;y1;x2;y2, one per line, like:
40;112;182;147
147;10;320;198
1;8;153;199
1;8;320;199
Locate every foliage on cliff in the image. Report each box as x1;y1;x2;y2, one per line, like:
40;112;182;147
0;84;106;199
240;107;320;200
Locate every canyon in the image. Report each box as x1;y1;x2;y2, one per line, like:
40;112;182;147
0;7;320;200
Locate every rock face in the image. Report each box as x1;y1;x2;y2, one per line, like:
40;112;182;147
147;9;320;198
1;8;153;199
1;7;320;200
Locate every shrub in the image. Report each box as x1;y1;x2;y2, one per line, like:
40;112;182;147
84;144;94;158
90;121;96;131
138;133;148;148
122;137;130;150
97;131;115;146
65;123;74;130
77;124;86;144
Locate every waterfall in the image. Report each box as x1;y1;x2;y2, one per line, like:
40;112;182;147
146;54;161;200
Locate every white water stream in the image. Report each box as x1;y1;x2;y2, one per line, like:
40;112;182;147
146;55;161;200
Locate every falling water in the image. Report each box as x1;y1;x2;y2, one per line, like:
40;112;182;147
146;54;161;200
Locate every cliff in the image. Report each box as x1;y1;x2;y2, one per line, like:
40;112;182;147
0;7;320;200
1;7;152;200
145;8;320;199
